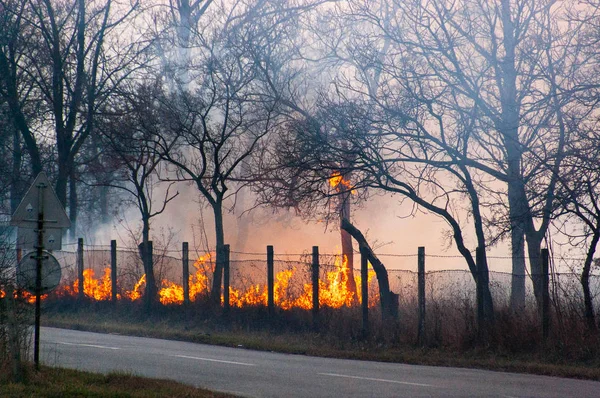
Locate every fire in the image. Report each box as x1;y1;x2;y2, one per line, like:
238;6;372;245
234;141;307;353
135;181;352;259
22;291;47;304
125;274;146;301
159;254;211;305
56;268;122;301
329;171;356;194
78;268;113;301
226;254;377;310
39;251;379;310
0;289;46;303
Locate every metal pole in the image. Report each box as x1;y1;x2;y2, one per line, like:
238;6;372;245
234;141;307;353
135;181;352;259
267;245;274;315
360;245;369;338
417;246;426;346
77;238;84;300
182;242;190;305
111;240;117;303
34;182;46;370
312;246;319;330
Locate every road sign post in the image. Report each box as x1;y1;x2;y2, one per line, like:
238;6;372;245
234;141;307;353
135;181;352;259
11;172;70;370
34;182;44;369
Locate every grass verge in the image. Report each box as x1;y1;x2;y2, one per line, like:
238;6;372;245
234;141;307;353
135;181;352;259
43;306;600;382
0;366;236;397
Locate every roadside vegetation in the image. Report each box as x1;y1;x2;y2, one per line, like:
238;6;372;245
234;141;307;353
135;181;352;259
0;366;235;397
42;299;600;382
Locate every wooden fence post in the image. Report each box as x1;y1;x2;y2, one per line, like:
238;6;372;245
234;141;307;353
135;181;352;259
77;238;84;300
541;248;550;341
223;244;230;313
476;246;485;341
312;246;319;330
360;245;369;338
267;245;274;316
110;240;117;303
182;242;190;305
417;246;426;346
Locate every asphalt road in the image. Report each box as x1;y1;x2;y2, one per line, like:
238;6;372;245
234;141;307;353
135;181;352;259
40;327;599;398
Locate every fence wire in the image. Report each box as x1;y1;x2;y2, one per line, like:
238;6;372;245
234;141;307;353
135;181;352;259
15;246;591;317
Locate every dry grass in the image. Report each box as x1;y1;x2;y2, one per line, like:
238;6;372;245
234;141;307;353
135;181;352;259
0;366;236;398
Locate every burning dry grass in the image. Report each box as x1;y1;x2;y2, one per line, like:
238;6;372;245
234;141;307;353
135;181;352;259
0;365;236;397
34;252;378;310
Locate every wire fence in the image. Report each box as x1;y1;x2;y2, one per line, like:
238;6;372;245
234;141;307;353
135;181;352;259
15;245;595;318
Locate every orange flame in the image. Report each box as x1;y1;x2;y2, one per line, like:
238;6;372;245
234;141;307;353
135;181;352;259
159;254;211;305
80;269;113;301
125;274;146;301
21;291;47;304
329;171;356;194
0;289;47;303
45;251;379;310
226;254;376;310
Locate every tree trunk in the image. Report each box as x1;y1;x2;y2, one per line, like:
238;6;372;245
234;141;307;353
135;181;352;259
210;200;225;304
341;218;394;319
0;49;43;176
464;167;495;325
476;247;495;326
100;185;109;224
526;233;544;306
509;225;526;310
582;229;599;332
69;169;78;240
10;128;23;213
499;0;529;311
141;220;157;307
55;152;70;208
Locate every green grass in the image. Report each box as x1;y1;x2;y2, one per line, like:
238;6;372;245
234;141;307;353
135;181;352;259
0;366;236;397
42;305;600;382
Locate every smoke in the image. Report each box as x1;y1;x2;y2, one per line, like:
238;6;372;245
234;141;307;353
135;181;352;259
77;176;504;272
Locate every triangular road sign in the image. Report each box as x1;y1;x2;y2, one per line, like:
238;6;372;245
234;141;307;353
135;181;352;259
10;172;71;229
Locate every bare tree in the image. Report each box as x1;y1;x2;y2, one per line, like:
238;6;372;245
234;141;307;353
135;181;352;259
269;95;496;322
0;228;29;382
0;0;145;237
555;144;600;333
145;0;328;303
312;0;593;310
253;105;368;304
99;82;179;308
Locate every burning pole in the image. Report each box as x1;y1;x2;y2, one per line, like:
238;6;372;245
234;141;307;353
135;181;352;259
330;172;358;304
